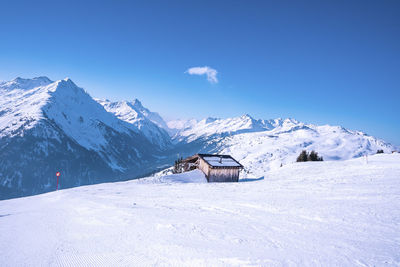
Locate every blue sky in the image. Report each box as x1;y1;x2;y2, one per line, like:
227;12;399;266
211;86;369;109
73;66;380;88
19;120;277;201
0;0;399;145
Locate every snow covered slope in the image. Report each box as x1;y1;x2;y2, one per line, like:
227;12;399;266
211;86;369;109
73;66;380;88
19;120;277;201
1;76;397;200
96;99;171;149
1;154;399;266
169;115;396;177
0;77;162;199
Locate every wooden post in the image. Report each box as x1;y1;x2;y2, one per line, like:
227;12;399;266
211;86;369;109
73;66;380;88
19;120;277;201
56;172;61;190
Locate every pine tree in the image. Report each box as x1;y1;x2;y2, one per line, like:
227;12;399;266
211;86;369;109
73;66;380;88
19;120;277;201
296;150;308;162
297;150;323;162
308;150;318;161
308;150;323;161
173;158;183;174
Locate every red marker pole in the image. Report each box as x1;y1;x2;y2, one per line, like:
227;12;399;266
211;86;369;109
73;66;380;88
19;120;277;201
56;172;61;190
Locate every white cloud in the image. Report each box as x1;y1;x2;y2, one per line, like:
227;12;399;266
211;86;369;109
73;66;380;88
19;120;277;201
185;66;218;84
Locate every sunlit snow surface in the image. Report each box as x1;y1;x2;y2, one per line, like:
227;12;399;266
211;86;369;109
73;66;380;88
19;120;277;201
1;154;399;266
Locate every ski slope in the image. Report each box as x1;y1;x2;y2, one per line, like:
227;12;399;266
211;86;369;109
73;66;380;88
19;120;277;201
0;154;399;266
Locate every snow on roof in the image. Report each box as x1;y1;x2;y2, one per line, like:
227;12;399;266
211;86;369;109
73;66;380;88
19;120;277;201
201;155;242;167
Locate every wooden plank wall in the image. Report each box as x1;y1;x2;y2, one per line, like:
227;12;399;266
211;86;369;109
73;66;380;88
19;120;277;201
196;157;240;182
208;168;240;182
198;158;211;181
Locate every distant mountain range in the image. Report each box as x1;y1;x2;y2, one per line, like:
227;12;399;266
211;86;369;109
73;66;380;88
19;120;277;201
0;76;396;199
168;115;395;177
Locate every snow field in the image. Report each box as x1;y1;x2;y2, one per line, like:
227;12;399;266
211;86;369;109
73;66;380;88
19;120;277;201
0;154;399;266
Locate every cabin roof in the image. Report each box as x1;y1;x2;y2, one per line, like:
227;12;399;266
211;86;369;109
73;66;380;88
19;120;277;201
183;153;243;169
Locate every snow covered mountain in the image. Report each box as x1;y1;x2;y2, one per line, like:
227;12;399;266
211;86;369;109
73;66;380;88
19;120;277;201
0;76;397;200
168;115;295;142
0;77;163;199
96;99;171;149
168;115;396;177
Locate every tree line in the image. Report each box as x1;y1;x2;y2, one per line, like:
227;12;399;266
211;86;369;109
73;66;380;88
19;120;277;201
296;150;323;162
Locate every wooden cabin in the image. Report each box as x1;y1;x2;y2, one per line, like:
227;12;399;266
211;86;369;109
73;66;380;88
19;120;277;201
180;154;243;182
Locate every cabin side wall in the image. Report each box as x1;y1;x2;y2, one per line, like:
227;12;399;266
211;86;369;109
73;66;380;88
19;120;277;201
208;168;240;182
198;158;211;181
196;156;241;182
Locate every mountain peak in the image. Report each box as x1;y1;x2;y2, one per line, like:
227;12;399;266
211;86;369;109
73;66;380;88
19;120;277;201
205;117;218;124
47;78;81;94
1;76;53;90
284;118;299;124
240;114;254;121
35;76;52;82
13;76;52;83
60;77;76;85
131;98;144;108
96;98;171;148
